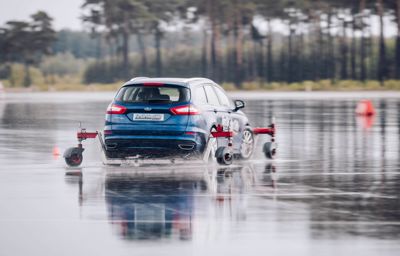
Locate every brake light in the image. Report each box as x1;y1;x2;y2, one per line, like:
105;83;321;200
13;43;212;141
143;82;164;86
106;104;127;114
104;130;113;135
170;105;200;115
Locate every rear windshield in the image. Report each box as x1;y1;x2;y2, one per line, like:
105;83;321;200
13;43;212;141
115;85;190;103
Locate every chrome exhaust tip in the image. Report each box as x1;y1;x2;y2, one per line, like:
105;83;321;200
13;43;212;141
178;144;195;150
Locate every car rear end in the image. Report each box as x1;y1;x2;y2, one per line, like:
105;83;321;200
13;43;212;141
104;81;204;159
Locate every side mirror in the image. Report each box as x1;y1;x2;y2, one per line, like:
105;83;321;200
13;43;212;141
234;100;245;112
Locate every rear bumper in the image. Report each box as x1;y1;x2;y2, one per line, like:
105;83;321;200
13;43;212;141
104;135;205;159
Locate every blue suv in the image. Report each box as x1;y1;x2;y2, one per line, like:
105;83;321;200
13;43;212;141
104;77;254;160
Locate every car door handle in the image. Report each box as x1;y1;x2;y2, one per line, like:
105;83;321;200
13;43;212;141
213;109;218;113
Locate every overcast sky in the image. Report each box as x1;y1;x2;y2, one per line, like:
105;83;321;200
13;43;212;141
0;0;83;30
0;0;397;37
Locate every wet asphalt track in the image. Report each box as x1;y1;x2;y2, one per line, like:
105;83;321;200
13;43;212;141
0;91;399;256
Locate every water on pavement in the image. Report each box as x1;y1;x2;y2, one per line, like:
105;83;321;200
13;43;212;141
0;92;399;256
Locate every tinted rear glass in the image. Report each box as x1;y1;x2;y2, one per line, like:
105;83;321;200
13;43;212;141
116;85;190;103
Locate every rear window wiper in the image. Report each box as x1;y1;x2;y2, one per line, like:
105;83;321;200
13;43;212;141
147;100;171;104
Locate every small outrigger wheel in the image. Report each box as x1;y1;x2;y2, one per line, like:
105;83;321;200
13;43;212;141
263;142;277;159
215;147;233;165
64;147;84;167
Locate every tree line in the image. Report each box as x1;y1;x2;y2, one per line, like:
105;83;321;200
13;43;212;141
0;11;56;87
1;0;400;88
80;0;400;87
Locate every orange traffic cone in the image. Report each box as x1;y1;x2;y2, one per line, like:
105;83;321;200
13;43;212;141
355;99;375;116
52;146;60;156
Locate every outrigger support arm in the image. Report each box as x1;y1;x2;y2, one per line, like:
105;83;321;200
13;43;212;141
253;117;276;137
64;117;278;167
77;129;98;142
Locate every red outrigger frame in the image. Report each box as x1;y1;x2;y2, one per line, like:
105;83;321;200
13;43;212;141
68;118;277;167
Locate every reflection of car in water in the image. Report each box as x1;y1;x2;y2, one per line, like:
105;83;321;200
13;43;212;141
105;174;207;240
66;164;277;242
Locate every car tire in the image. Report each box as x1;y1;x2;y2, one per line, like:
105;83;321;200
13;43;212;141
105;149;120;159
238;127;254;160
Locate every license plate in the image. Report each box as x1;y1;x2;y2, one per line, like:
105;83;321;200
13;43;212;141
133;113;164;121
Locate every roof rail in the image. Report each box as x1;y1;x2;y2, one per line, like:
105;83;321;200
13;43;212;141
129;76;149;81
184;77;212;83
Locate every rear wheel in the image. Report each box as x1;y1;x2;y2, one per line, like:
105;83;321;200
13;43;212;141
105;150;121;159
238;128;254;160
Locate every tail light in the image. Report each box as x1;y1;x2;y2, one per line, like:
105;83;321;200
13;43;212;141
107;103;127;114
170;105;200;115
104;130;113;135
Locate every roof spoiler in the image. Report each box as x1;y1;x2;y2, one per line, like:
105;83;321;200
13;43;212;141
184;77;213;83
129;77;149;82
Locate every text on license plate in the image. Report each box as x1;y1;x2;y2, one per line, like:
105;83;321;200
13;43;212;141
133;113;164;121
